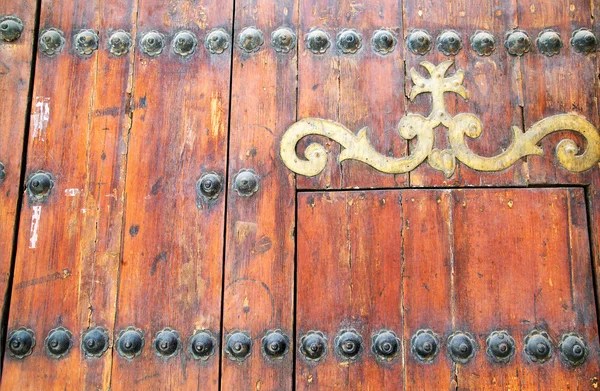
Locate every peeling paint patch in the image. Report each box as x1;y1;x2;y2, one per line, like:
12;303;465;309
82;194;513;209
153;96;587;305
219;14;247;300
29;206;42;249
64;188;81;196
32;97;50;141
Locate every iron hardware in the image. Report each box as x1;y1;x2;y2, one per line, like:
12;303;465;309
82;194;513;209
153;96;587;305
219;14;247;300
371;330;400;361
81;327;109;358
0;16;23;42
189;330;216;360
271;27;297;54
305;28;331;54
505;30;531;56
39;28;65;57
300;331;327;362
447;331;476;364
108;30;132;56
197;172;223;203
334;329;363;361
336;28;362;54
7;327;35;359
233;169;259;197
238;26;264;53
406;29;432;55
0;162;5;185
536;29;563;57
437;30;462;56
570;28;598;55
559;333;587;367
411;329;440;363
205;28;230;54
27;171;54;201
172;30;198;58
116;327;144;359
486;330;515;363
261;330;289;360
225;331;252;361
371;28;397;55
524;330;552;363
140;31;165;57
74;29;99;56
470;31;495;56
45;327;73;359
153;328;181;358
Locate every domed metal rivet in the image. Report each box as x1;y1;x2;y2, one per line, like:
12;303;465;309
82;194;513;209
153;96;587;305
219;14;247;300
39;28;65;57
0;162;6;185
205;28;231;54
486;330;515;363
371;28;397;55
447;331;476;364
536;29;563;57
45;327;73;359
108;30;132;56
411;329;440;363
271;27;296;54
238;26;264;53
140;31;165;57
196;172;223;203
74;29;99;57
299;330;327;362
505;30;531;56
0;16;24;42
81;327;109;358
335;329;363;361
233;169;259;197
470;30;496;56
173;30;197;58
305;28;331;54
336;28;362;54
407;29;432;55
524;330;553;363
225;331;252;361
27;171;54;201
262;329;289;360
559;332;587;367
7;327;35;359
153;327;181;358
437;30;462;56
570;28;597;55
188;330;216;360
371;330;400;361
116;327;144;359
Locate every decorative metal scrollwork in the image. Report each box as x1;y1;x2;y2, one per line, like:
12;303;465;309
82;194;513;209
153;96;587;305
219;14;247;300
280;60;600;178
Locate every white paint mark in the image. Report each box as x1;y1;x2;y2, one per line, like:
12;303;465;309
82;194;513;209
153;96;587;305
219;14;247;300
64;188;81;196
32;97;50;141
29;206;42;249
81;209;87;214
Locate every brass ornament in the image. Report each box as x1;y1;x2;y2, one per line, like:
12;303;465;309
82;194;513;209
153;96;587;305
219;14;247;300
280;60;600;178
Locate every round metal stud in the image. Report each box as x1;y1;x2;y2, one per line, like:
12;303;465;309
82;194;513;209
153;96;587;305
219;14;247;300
262;329;290;360
411;329;440;363
173;30;198;58
0;16;24;42
406;29;432;56
154;328;181;358
140;31;165;57
371;330;401;362
7;327;35;359
81;327;109;358
233;169;259;197
559;333;587;367
305;28;331;54
74;29;99;57
27;171;54;201
371;28;397;55
205;28;231;54
39;28;66;57
188;330;216;360
225;331;252;361
505;30;531;56
108;30;133;56
536;29;563;57
570;28;598;55
116;327;144;360
524;330;553;363
238;26;264;53
299;330;327;362
470;30;496;56
437;30;462;56
336;28;362;54
271;27;297;54
447;331;476;364
45;327;73;359
0;162;5;185
197;172;223;202
334;329;363;361
486;330;515;363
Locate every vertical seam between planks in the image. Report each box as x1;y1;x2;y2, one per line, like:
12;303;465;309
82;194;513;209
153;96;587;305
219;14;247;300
583;185;600;334
292;1;300;390
398;192;407;391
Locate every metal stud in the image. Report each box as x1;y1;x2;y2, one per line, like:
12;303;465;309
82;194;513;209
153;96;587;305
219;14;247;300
371;329;400;361
470;30;496;56
74;29;99;57
26;171;54;201
0;162;5;185
189;330;216;360
524;330;552;363
205;28;231;54
299;330;327;362
335;329;363;361
261;330;290;360
172;30;198;58
7;327;35;359
437;30;462;56
233;169;259;197
225;331;252;361
371;28;397;55
196;171;223;203
505;30;531;56
116;327;144;360
536;29;563;57
0;16;24;42
486;330;515;363
406;29;432;55
45;327;73;359
336;28;362;54
271;27;297;54
154;328;181;358
559;332;587;367
39;28;66;57
411;329;440;363
108;30;133;56
570;28;598;55
238;26;264;53
305;28;331;54
81;327;109;358
447;331;476;364
140;31;165;57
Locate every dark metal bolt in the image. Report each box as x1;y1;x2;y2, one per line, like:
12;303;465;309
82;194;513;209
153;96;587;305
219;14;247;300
371;29;397;55
45;327;73;359
238;26;264;53
559;333;588;367
233;169;259;197
140;31;165;57
74;29;99;56
447;331;476;364
0;16;24;42
536;30;563;57
154;328;181;358
336;29;362;54
300;331;327;361
27;171;54;200
524;330;552;363
205;28;231;54
173;30;197;57
39;28;65;57
116;327;144;359
271;27;297;54
407;29;432;55
197;172;223;202
335;330;363;361
189;330;216;360
437;30;462;56
262;330;289;360
470;31;496;56
305;28;331;54
505;30;531;56
225;331;252;361
108;30;132;56
0;162;6;185
411;329;440;363
570;28;598;54
7;327;35;359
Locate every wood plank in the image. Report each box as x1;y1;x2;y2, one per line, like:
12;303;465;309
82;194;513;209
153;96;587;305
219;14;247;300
220;1;297;389
110;1;233;389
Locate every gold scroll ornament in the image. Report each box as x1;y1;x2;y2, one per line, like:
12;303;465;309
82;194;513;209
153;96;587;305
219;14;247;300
280;60;600;178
